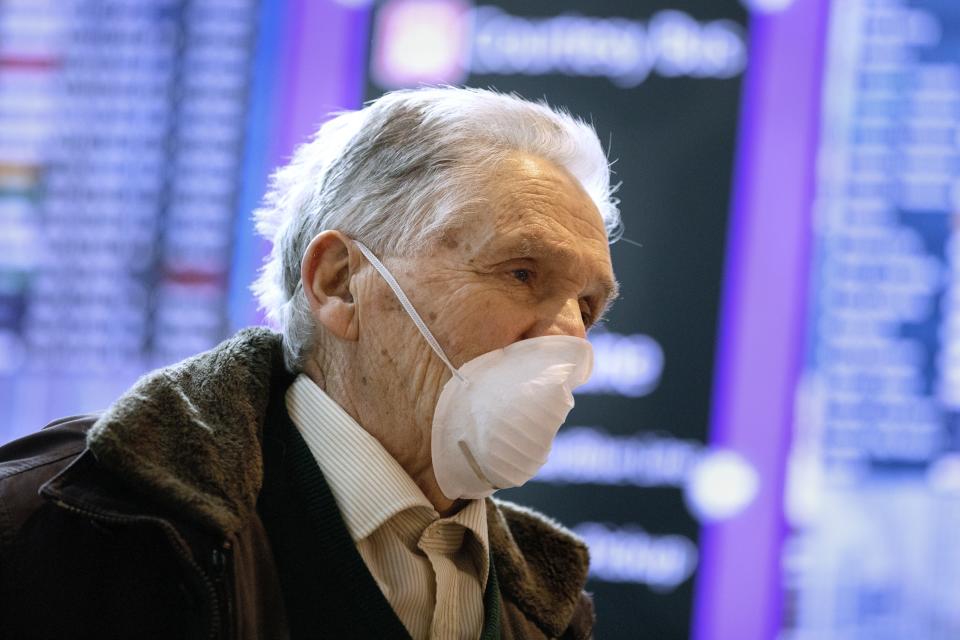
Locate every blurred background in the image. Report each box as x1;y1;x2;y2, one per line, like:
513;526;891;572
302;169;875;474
1;0;959;638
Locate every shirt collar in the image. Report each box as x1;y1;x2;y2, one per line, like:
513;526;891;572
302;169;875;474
286;374;430;541
284;372;490;568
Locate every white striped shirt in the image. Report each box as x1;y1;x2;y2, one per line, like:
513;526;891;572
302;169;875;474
286;374;490;640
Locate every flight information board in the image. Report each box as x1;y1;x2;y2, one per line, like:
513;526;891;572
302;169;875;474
784;1;960;637
0;0;260;431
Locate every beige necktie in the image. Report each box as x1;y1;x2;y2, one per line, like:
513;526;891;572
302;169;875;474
418;520;482;639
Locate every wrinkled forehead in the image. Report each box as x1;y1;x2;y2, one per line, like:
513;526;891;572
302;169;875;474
464;153;610;252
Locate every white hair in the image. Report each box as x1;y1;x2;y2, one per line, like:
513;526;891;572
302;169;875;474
253;87;621;371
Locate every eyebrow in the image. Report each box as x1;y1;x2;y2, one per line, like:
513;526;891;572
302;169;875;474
593;278;620;321
598;279;620;306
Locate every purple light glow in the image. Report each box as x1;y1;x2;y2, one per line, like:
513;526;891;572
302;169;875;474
273;1;372;161
693;2;829;639
252;0;373;326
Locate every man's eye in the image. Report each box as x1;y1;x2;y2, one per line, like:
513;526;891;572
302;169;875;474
512;269;532;283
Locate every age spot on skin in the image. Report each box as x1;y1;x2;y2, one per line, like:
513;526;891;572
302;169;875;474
428;311;438;322
441;234;459;250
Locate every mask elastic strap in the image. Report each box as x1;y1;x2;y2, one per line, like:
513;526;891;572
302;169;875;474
354;241;466;382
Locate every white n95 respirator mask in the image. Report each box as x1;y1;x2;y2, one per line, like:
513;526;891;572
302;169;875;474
354;241;593;500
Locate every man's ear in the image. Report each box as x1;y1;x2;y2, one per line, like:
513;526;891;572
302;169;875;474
300;230;360;342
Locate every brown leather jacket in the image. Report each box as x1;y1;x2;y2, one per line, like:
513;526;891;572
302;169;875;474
0;328;595;639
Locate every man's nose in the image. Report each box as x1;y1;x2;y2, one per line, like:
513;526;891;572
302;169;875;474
524;298;587;340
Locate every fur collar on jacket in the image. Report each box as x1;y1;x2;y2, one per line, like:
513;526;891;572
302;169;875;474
85;327;590;637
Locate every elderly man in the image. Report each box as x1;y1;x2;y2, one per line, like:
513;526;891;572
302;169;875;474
0;87;619;639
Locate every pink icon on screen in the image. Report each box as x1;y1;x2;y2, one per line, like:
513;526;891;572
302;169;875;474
371;0;472;89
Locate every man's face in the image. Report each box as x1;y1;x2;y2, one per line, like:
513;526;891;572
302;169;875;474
348;151;617;460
